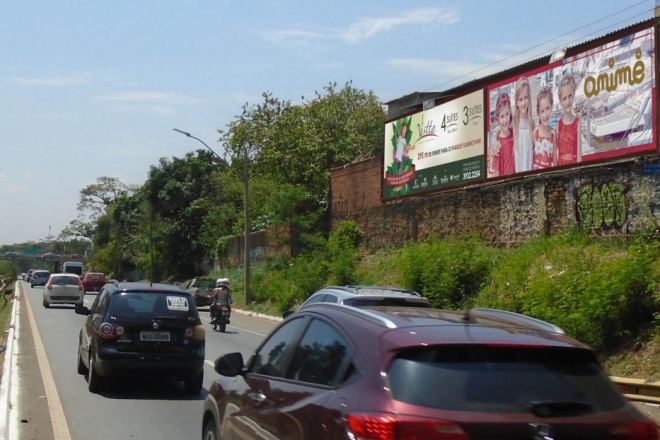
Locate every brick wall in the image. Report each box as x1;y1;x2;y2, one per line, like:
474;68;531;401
331;155;660;248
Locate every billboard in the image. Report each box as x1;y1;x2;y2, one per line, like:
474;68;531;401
487;26;656;179
382;89;484;200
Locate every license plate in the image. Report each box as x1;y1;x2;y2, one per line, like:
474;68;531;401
140;331;170;342
222;310;230;316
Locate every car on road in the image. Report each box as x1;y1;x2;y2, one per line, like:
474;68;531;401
42;273;84;308
75;282;205;394
203;303;659;440
30;270;51;287
81;272;107;292
184;277;216;307
283;284;429;317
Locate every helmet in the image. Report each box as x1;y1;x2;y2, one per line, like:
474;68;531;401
215;278;230;288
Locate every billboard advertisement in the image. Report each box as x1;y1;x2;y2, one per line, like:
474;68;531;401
487;26;656;179
382;89;484;200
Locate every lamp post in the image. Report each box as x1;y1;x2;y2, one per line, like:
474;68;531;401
173;128;251;305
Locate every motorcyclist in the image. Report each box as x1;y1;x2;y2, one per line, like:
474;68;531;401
209;278;233;324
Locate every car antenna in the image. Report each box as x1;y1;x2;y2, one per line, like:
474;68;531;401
463;308;473;323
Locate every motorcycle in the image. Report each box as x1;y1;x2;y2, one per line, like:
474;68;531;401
211;304;231;333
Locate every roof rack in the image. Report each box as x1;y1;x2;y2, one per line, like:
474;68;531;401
331;285;423;297
304;303;398;329
469;308;564;334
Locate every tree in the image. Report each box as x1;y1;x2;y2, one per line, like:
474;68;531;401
77;176;138;220
145;149;240;279
218;81;386;235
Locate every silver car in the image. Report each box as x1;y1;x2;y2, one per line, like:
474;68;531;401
284;285;430;318
30;270;51;287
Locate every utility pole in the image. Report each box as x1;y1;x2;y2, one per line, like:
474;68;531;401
243;144;251;304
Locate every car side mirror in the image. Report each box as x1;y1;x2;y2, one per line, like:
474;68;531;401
215;352;245;377
75;305;90;316
282;310;294;319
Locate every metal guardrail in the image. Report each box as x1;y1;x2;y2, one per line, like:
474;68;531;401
611;376;660;404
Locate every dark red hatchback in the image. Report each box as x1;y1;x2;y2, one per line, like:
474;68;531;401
202;304;658;440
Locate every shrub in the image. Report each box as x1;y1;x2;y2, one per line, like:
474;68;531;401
474;231;660;351
399;236;499;309
325;221;364;285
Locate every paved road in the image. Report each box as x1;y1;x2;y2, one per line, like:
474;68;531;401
8;281;281;440
3;282;659;439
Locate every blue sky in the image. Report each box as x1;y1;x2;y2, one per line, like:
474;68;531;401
0;0;655;246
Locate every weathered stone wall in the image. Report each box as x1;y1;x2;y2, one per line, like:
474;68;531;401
331;155;660;247
215;224;294;269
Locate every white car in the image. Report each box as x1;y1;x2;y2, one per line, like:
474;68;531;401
43;273;85;308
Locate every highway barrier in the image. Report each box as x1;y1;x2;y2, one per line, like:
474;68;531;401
611;376;660;404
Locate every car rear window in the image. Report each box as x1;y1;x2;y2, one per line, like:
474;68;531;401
108;292;197;320
35;271;50;277
88;274;105;280
195;279;215;289
387;345;626;414
50;276;80;286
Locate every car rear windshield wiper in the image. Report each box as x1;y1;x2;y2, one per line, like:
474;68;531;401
528;400;593;417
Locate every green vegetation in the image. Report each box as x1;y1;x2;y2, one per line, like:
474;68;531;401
0;263;16;349
60;81;386;282
227;222;660;378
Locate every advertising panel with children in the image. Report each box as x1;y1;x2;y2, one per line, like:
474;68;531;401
382;89;484;200
487;26;656;179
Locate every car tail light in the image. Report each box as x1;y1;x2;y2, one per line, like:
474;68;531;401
607;418;659;439
78;280;84;291
98;323;124;340
184;328;194;338
347;413;470;440
193;325;205;341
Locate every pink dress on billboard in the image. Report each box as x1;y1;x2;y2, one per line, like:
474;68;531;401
556;117;580;165
497;131;515;176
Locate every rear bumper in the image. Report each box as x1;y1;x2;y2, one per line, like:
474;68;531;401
44;292;84;305
194;295;214;306
94;345;205;378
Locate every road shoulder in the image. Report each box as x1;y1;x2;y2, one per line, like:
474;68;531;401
14;287;55;440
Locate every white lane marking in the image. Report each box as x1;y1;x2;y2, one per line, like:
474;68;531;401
23;282;72;440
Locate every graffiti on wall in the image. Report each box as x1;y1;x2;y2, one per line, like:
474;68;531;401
575;180;630;232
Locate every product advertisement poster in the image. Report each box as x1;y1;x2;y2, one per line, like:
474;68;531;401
487;26;656;179
382;89;484;200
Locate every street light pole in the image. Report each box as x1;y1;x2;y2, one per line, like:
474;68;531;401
173;128;251;304
243;144;251;304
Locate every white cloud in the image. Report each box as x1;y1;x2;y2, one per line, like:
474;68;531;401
314;62;343;69
342;7;460;43
5;183;28;194
94;91;203;106
262;7;460;49
388;58;487;82
4;76;86;86
151;106;177;115
260;29;336;51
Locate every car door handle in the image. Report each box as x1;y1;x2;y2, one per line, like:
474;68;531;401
248;391;266;405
